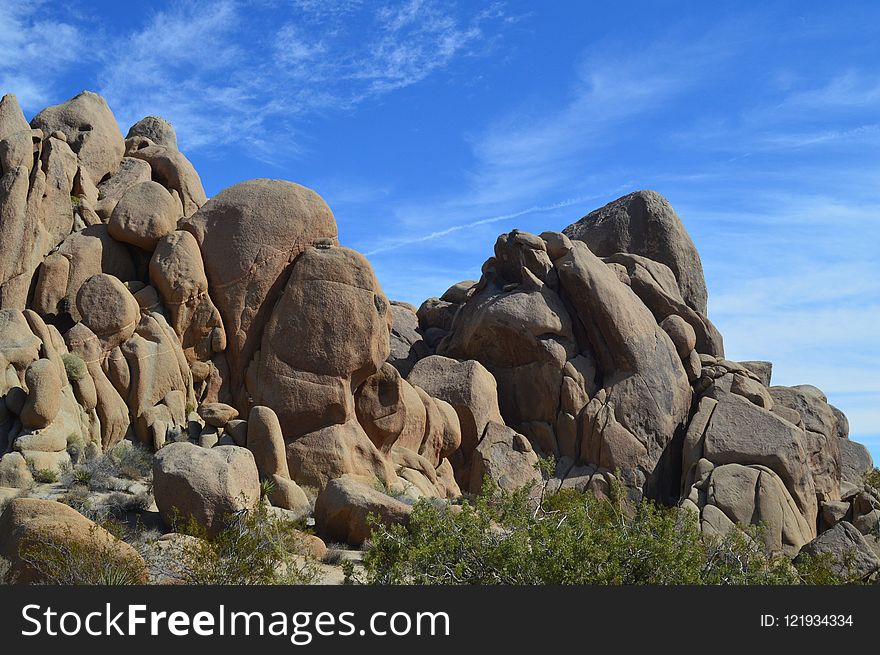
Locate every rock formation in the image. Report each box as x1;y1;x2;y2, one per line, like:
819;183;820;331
0;90;875;565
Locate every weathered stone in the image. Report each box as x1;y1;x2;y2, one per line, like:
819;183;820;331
408;356;503;457
127;116;177;149
181;179;338;410
0;498;147;584
314;474;411;546
20;358;62;429
76;274;140;351
739;361;772;386
108;181;180;251
563;190;709;314
286;419;397;492
30;91;124;184
149;230;225;363
126;138;206;216
839;439;873;485
700;389;817;534
469;422;540;495
254;246;390;438
796;521;880;581
197;402;238;428
153;442;260;537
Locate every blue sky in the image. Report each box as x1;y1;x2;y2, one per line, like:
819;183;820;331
2;1;878;460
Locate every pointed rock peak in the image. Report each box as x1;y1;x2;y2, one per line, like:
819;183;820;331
0;93;30;141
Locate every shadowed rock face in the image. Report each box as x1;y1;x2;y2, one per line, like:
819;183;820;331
0;89;873;552
563;190;709;315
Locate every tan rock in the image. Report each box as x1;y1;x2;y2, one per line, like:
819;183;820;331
469;422;541;495
76;274;140;351
180;179;337;410
95;156;152;220
30;91;124;184
286;419;396;492
0;498;147;584
149;230;225;362
126;138;206;216
153;442;260;537
254;246;390;438
198;402;238;428
407;355;503;457
314;474;412;546
20;358;62;429
108;181;180;251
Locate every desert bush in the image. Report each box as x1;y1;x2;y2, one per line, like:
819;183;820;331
33;468;58;484
16;527;144;585
61;352;87;382
349;481;845;585
864;468;880;490
152;505;319;585
72;466;93;486
109;441;154;480
79;441;153;491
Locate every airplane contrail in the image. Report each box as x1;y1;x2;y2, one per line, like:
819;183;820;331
363;193;609;256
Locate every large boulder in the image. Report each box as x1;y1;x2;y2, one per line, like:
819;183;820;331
563;190;708;314
153;442;260;537
0;94;30;141
180;179;338;408
839;439;873;485
313;474;412;546
76;273;140;351
108;180;180;251
408;355;503;458
126;138;206;216
795;521;880;581
0;498;147;584
253;245;390;437
32;225;137;322
286;419;397;492
126;116;177;149
246;406;310;515
30;91;125;184
469;422;541;495
769;385;841;502
149;230;225;363
95;156;153;220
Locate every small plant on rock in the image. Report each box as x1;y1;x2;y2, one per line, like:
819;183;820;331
33;468;59;484
61;352;87;382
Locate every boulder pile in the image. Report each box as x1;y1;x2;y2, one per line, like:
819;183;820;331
0;91;875;568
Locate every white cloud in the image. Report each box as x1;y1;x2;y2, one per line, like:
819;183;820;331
0;4;85;110
87;0;507;156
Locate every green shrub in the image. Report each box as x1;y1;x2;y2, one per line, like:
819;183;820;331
349;481;844;585
865;468;880;490
155;505;319;585
61;352;87;382
108;441;154;480
72;467;93;486
259;477;276;500
33;468;59;484
16;526;143;585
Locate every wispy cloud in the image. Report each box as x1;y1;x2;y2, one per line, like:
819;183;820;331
0;3;85;110
363;194;602;256
91;0;507;156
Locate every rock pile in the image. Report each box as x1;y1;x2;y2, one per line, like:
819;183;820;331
0;91;875;569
